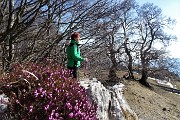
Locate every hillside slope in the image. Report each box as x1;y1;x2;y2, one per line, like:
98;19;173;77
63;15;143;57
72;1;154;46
123;80;180;120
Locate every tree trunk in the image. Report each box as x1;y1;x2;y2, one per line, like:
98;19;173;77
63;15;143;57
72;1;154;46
128;58;135;79
6;37;13;70
108;65;119;82
124;44;135;80
108;51;119;82
2;42;6;71
3;0;14;71
139;67;147;83
139;63;151;88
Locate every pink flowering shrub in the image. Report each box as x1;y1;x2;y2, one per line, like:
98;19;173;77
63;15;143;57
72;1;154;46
0;60;97;120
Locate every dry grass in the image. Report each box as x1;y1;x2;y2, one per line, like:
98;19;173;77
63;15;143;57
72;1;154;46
123;79;180;120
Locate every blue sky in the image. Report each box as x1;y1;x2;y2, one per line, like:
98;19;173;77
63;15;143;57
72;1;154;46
136;0;180;58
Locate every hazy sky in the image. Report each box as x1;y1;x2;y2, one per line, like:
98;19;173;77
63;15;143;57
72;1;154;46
136;0;180;58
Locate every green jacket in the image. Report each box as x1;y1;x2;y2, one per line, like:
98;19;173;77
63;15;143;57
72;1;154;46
67;39;84;67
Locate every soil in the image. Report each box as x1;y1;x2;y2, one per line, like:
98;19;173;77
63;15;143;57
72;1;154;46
122;79;180;120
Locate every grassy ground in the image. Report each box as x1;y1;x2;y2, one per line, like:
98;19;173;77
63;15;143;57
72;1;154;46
122;78;180;120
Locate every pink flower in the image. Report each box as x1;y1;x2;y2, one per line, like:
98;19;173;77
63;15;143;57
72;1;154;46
68;112;74;118
29;106;33;112
55;113;59;118
44;104;49;111
16;100;19;104
74;104;79;111
38;87;43;92
66;102;72;110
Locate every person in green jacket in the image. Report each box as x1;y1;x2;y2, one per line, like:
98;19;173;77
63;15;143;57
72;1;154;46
66;32;88;80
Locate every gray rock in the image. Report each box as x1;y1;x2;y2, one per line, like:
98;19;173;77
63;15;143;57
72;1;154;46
0;94;9;113
80;78;138;120
0;93;11;120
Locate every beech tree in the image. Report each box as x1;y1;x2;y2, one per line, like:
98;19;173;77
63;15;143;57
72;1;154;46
119;0;137;79
87;1;124;81
0;0;108;70
135;3;176;86
0;0;49;70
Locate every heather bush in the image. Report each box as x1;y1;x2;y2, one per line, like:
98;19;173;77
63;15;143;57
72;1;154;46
0;60;97;120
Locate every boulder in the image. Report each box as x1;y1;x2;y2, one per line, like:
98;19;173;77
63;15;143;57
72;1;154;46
80;78;138;120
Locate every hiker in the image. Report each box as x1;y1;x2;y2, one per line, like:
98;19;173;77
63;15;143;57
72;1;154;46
66;32;88;80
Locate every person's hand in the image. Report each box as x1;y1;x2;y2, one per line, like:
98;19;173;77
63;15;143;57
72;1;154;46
84;58;88;62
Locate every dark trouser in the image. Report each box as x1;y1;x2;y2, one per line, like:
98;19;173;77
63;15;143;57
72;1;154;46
67;66;78;78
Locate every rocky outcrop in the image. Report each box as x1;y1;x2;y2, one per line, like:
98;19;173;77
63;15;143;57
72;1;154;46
0;93;9;120
80;78;138;120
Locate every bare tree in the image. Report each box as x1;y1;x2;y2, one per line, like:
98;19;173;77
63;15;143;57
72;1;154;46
148;54;180;81
135;3;176;87
1;0;15;70
86;1;125;81
0;0;49;70
119;0;137;79
0;0;110;70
